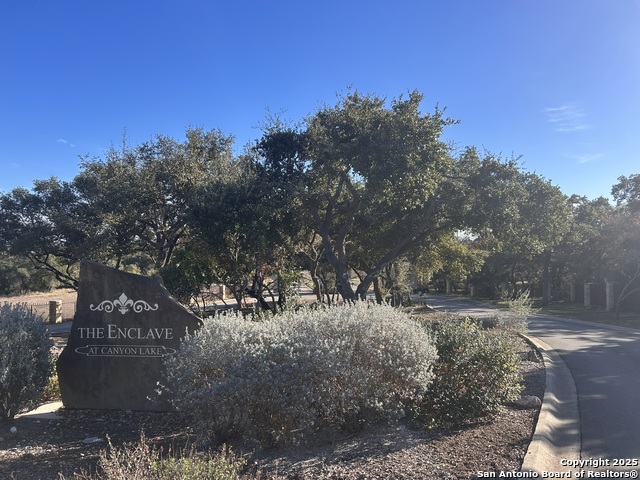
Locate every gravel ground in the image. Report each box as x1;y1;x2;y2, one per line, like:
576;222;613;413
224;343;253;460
0;298;545;480
246;340;544;479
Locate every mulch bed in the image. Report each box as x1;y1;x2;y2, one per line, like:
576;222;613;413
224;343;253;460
0;327;544;479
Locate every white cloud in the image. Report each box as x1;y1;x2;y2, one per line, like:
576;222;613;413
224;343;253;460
56;138;76;147
576;153;603;164
544;104;589;132
565;152;604;164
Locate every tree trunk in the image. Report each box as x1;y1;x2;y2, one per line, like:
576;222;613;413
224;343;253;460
373;277;384;303
541;250;552;306
318;227;356;301
247;272;275;313
232;289;244;311
276;276;284;310
308;263;323;302
336;268;356;302
615;259;640;319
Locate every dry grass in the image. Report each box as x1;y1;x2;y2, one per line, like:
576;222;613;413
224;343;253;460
0;289;78;321
481;297;640;330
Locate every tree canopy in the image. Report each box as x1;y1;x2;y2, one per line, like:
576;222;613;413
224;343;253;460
1;90;637;314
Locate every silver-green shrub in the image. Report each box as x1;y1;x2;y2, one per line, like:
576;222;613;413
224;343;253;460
165;302;437;446
420;314;522;427
0;303;53;419
495;289;535;333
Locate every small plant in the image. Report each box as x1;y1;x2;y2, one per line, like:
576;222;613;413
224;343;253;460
419;314;522;427
153;444;245;480
165;302;438;446
68;432;246;480
508;289;536;317
0;303;53;420
39;372;61;403
496;289;536;333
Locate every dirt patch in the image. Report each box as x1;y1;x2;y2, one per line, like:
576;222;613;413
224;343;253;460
0;289;78;305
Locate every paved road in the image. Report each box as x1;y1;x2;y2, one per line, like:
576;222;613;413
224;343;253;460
418;293;640;465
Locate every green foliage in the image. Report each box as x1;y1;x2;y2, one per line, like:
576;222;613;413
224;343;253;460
188;139;307;312
468;166;572;302
555;195;614;284
612;173;640;212
419;315;522;427
300;90;460;300
600;210;640;313
0;253;56;295
0;179;90;288
39;372;61;403
0;303;53;420
160;241;221;313
2;90;636;307
165;302;437;446
69;433;245;480
74;127;235;270
0;128;235;289
411;232;487;292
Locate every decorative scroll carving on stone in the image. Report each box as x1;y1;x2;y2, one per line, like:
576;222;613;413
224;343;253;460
90;292;159;315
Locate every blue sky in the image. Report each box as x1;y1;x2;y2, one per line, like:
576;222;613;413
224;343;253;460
1;0;638;200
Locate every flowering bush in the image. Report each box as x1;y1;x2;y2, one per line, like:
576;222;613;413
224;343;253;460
0;303;53;419
165;302;437;445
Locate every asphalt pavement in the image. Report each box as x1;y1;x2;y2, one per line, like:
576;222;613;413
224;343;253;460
528;314;640;462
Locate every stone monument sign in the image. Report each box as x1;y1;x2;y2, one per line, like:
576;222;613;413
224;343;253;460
57;260;202;411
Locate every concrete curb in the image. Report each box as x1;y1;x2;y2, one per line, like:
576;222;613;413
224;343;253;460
16;401;63;420
520;334;581;475
415;294;584;473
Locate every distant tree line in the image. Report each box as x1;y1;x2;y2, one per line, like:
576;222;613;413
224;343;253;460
1;90;638;312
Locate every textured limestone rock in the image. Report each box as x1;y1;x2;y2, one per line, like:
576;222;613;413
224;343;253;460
513;395;542;409
57;261;201;411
